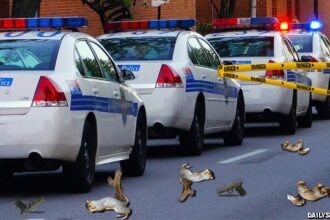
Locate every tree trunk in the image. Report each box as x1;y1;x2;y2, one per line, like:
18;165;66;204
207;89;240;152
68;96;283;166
228;0;236;17
11;0;41;18
219;0;236;18
220;0;227;18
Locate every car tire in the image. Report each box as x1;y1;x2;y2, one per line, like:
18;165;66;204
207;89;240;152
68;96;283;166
279;91;297;135
120;110;147;177
317;81;330;119
297;94;312;128
223;93;244;146
179;100;204;156
63;121;96;193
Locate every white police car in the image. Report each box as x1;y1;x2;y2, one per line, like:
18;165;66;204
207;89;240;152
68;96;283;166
206;17;312;135
285;21;330;119
0;17;147;193
98;19;245;156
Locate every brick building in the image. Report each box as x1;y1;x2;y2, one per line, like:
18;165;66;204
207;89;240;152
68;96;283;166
0;0;329;37
196;0;330;37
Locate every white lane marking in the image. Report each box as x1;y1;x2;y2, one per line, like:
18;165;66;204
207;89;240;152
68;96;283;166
218;149;268;164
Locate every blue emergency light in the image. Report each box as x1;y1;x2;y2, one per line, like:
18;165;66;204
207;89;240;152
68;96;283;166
310;21;323;30
0;17;88;30
290;20;323;31
104;19;196;31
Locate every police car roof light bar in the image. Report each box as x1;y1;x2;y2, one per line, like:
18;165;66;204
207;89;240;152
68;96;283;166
104;19;196;31
0;17;88;30
212;17;279;30
290;20;323;31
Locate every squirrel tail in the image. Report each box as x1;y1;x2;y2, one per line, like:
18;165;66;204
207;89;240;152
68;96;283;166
108;170;128;203
107;170;123;188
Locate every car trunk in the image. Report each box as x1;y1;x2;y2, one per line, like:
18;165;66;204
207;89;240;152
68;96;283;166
117;61;171;94
222;57;275;85
0;72;42;115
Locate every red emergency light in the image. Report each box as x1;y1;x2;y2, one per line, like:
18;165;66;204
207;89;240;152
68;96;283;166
212;17;279;30
279;22;289;31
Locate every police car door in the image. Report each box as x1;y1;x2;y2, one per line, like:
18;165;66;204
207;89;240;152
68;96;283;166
187;37;226;129
198;38;232;127
282;37;309;112
74;40;125;155
89;41;133;153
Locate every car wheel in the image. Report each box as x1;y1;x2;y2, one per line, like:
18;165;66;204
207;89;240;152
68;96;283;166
63;121;96;193
223;94;244;146
279;91;297;135
297;94;312;128
120;110;147;177
179;100;204;156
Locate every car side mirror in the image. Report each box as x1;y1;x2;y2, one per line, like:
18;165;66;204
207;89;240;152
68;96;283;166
121;69;135;81
223;60;234;65
300;55;313;62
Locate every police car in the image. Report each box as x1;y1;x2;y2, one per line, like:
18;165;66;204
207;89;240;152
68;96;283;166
0;17;147;193
98;19;245;156
206;17;312;135
285;21;330;119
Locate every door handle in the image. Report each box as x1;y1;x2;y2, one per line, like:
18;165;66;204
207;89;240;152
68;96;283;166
92;88;99;95
113;90;120;98
202;73;207;79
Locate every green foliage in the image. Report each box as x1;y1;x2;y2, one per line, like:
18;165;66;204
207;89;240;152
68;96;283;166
197;22;212;36
210;0;237;18
11;0;41;18
81;0;167;32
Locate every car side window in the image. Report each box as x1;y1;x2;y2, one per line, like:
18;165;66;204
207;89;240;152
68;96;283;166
286;38;300;62
75;40;103;79
198;39;220;69
320;35;330;56
321;34;330;48
74;49;86;76
187;37;211;67
89;42;119;82
282;37;296;62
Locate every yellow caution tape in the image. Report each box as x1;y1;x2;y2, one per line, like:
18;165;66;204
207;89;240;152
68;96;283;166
218;62;330;75
218;71;330;96
217;62;330;96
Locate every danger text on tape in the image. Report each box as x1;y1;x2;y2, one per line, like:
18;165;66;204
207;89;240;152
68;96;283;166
219;72;330;96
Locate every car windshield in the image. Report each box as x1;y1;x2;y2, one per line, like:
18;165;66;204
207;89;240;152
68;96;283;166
208;36;274;57
286;35;313;53
0;39;60;70
99;37;176;61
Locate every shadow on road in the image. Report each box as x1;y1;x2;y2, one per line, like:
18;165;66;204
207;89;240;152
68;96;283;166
244;126;281;137
146;138;234;159
0;169;117;196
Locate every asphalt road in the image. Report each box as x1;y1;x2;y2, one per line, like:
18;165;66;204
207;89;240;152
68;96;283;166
1;117;330;220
